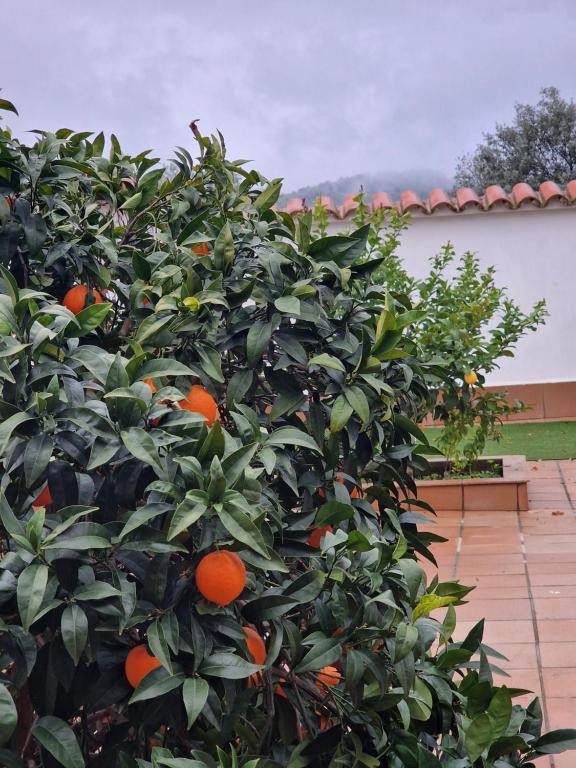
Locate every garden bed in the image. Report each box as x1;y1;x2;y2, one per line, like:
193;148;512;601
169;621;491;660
413;455;528;512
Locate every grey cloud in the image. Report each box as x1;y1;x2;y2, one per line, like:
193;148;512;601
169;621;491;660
2;0;576;190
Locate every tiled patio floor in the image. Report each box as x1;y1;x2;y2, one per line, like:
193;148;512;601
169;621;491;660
421;459;576;767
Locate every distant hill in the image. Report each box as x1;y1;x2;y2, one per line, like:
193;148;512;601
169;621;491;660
279;169;453;206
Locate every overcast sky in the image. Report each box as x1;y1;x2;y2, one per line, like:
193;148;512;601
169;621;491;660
2;0;576;191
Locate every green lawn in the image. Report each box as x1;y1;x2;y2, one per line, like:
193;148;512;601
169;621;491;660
424;421;576;461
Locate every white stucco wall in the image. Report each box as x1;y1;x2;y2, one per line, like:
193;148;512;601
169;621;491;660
328;206;576;386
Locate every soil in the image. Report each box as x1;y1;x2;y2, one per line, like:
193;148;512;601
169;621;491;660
417;458;503;481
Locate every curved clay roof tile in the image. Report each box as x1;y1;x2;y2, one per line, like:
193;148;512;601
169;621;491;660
565;179;576;202
539;180;566;204
340;193;359;218
483;185;511;209
371;192;395;210
511;182;539;207
285;197;307;215
428;188;456;211
316;195;340;217
455;187;481;209
400;190;427;213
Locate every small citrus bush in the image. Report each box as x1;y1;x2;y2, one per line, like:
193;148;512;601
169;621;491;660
0;97;574;767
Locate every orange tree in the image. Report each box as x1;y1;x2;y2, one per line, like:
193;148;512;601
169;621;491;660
0;97;575;768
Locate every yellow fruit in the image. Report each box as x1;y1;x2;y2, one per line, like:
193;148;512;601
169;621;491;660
464;371;478;385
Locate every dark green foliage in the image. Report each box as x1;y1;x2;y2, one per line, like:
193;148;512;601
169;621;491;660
0;99;573;768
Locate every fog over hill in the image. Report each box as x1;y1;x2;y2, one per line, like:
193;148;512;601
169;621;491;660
279;169;454;206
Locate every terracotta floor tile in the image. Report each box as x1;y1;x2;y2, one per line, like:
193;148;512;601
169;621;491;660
494;667;541;701
531;573;576;586
471;587;530;600
532;585;576;598
455;598;532;621
540;642;576;668
485;642;538;669
534;598;576;620
463;574;529;588
537;620;576;642
546;697;576;728
454;620;535;644
552;752;575;768
543;668;576;698
528;562;576;574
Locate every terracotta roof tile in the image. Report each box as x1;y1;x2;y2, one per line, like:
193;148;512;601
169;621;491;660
512;182;539;207
280;180;576;218
455;187;482;208
400;190;426;213
428;187;456;211
539;180;566;204
483;184;511;209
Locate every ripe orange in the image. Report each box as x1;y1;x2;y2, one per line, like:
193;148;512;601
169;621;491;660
464;371;478;385
62;285;103;315
32;485;52;509
181;384;219;426
195;550;246;606
307;525;333;548
244;626;266;664
193;243;209;256
144;378;157;394
316;665;341;688
124;645;161;688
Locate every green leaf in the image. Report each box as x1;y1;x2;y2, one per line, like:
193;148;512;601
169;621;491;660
68;302;112;337
121;428;163;473
309;224;369;267
168;492;208;541
246;321;273;367
294;638;341;673
344;385;370;424
74;582;121;601
200;653;261;679
23;433;53;488
265;427;321;453
182;677;209;729
213;221;235;272
394;623;418;663
136;359;196;380
217;503;269;558
61;604;88;665
17;564;49;631
309;353;345;372
0;98;18;115
330;395;353;433
253;178;282;211
120;191;143;210
0;412;34;456
226;369;253;408
412;594;457;621
533;729;576;754
220;443;258;487
487;687;512;739
0;684;17;746
465;713;493;763
33;716;85;768
129;668;185;704
147;619;173;675
274;296;301;315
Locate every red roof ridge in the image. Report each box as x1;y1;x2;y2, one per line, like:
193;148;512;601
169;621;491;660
279;180;576;217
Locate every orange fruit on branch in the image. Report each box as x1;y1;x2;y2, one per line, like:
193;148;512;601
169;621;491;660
181;384;219;427
144;378;157;394
62;285;103;315
316;665;341;689
195;550;246;606
32;485;52;509
193;243;209;256
464;371;478;385
307;525;333;548
244;626;266;664
124;644;161;688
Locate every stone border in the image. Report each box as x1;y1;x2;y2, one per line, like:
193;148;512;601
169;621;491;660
414;455;528;512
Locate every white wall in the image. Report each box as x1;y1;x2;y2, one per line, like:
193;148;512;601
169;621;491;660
328;206;576;386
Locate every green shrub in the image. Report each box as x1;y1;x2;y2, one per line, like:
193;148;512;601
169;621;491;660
0;99;573;768
344;200;548;468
